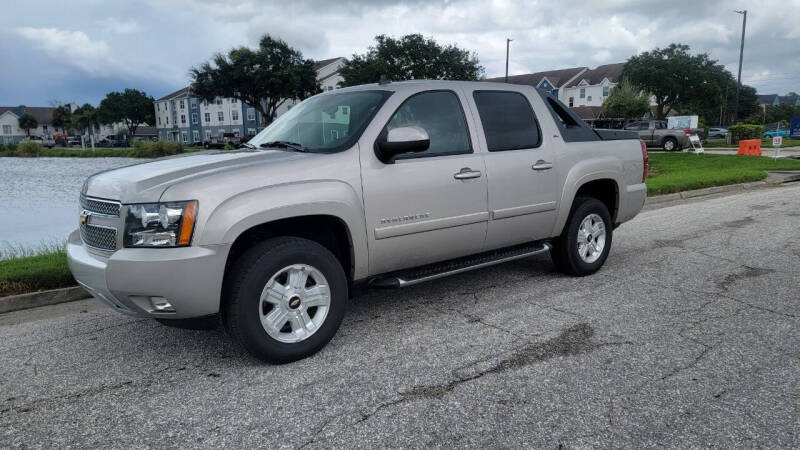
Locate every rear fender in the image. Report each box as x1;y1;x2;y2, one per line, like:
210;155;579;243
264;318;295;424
551;157;622;237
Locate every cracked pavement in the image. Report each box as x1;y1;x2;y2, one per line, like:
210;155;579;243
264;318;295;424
2;184;800;448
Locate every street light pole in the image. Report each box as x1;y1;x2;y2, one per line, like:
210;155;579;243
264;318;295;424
505;38;512;83
733;9;747;123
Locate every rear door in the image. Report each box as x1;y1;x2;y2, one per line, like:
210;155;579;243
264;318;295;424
467;89;559;250
359;89;489;275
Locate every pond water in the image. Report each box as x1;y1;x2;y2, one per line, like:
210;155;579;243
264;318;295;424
0;157;142;254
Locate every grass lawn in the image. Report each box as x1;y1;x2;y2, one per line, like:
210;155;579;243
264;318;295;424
0;250;75;297
647;153;800;196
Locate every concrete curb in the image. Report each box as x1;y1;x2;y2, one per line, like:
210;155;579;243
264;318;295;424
0;286;90;314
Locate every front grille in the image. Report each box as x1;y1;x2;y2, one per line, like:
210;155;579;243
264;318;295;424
80;193;121;216
80;224;117;250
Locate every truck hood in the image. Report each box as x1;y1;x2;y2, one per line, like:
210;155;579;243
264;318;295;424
83;149;308;203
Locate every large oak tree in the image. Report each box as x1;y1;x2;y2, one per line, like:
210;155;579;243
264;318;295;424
623;44;738;122
97;89;155;136
190;35;320;125
338;34;484;86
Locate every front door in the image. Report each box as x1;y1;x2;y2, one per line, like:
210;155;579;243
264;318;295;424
467;89;560;249
360;90;488;275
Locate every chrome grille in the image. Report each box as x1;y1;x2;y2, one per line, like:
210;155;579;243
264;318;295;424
80;193;121;216
80;223;117;250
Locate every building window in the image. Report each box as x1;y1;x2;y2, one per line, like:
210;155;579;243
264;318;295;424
579;88;586;99
203;99;208;107
180;100;184;109
2;125;11;134
247;108;255;121
204;112;210;123
192;113;198;124
603;86;610;97
248;128;256;136
330;129;339;139
231;98;237;104
181;114;186;124
166;116;169;124
181;132;188;143
193;130;199;143
216;98;222;105
342;106;349;116
232;110;239;121
218;111;224;122
568;97;574;107
327;86;333;91
587;96;592;102
190;98;198;109
234;129;240;137
156;103;160;111
218;130;224;139
204;130;211;140
171;100;176;109
158;117;161;126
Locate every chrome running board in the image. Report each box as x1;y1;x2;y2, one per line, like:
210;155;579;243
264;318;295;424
370;242;551;288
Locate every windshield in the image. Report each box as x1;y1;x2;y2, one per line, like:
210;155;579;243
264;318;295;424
248;90;392;153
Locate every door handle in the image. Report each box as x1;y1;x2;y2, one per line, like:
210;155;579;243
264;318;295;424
454;167;482;180
532;160;553;171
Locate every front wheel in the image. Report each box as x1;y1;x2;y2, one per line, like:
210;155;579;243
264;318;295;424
550;197;613;276
223;237;347;363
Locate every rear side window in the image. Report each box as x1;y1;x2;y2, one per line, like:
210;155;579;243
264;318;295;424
473;91;541;151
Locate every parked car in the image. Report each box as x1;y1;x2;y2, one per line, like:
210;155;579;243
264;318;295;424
624;120;694;151
96;136;129;148
707;127;727;139
67;81;648;363
23;135;55;148
67;136;83;146
203;132;241;149
763;129;789;139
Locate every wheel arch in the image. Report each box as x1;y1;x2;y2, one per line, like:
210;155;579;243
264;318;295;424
552;166;620;237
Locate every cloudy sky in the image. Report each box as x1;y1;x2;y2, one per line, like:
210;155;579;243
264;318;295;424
1;0;798;106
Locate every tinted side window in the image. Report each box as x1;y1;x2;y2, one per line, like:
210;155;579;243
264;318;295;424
385;90;471;158
473;91;541;152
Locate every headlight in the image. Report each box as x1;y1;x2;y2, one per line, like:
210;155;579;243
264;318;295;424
124;201;198;247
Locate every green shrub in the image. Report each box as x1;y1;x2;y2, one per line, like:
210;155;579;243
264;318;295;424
17;141;43;157
728;124;764;143
131;140;183;158
0;143;18;156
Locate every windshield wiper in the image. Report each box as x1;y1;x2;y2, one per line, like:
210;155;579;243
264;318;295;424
259;141;309;152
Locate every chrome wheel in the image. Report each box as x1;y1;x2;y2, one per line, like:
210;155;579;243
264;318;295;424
577;213;606;264
259;264;331;344
663;139;675;151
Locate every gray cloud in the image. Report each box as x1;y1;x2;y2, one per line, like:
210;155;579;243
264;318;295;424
1;0;798;106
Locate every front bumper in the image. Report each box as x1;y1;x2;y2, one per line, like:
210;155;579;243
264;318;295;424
66;229;230;319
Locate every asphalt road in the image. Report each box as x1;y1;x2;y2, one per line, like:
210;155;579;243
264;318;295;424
2;185;799;448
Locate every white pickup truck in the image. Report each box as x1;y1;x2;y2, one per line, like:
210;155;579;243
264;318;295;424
68;80;648;362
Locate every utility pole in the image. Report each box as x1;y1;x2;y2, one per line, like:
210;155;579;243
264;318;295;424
733;9;747;123
505;38;512;83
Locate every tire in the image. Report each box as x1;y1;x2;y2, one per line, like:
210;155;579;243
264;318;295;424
156;316;219;330
223;237;347;363
550;197;613;277
204;143;210;149
662;137;677;151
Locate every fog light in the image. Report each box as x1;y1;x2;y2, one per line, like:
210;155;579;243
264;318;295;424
150;297;175;312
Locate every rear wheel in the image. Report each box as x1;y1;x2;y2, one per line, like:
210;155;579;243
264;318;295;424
551;197;613;276
662;137;677;151
223;237;347;363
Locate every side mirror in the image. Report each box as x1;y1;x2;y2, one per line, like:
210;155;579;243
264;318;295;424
375;126;430;163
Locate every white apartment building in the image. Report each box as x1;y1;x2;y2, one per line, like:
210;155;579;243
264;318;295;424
559;63;625;108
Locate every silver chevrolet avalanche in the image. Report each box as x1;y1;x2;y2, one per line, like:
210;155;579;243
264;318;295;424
68;80;648;363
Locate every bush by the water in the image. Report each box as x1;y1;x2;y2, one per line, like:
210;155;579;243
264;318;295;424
16;141;43;157
131;140;183;157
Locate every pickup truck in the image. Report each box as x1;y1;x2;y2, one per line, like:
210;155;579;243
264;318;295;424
23;135;55;148
67;80;647;363
625;120;692;151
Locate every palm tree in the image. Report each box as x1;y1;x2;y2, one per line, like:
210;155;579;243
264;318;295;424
52;105;73;135
18;113;38;137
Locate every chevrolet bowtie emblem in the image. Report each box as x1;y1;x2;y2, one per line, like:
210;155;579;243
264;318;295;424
79;211;89;225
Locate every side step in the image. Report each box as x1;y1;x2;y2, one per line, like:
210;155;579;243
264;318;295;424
370;241;552;288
